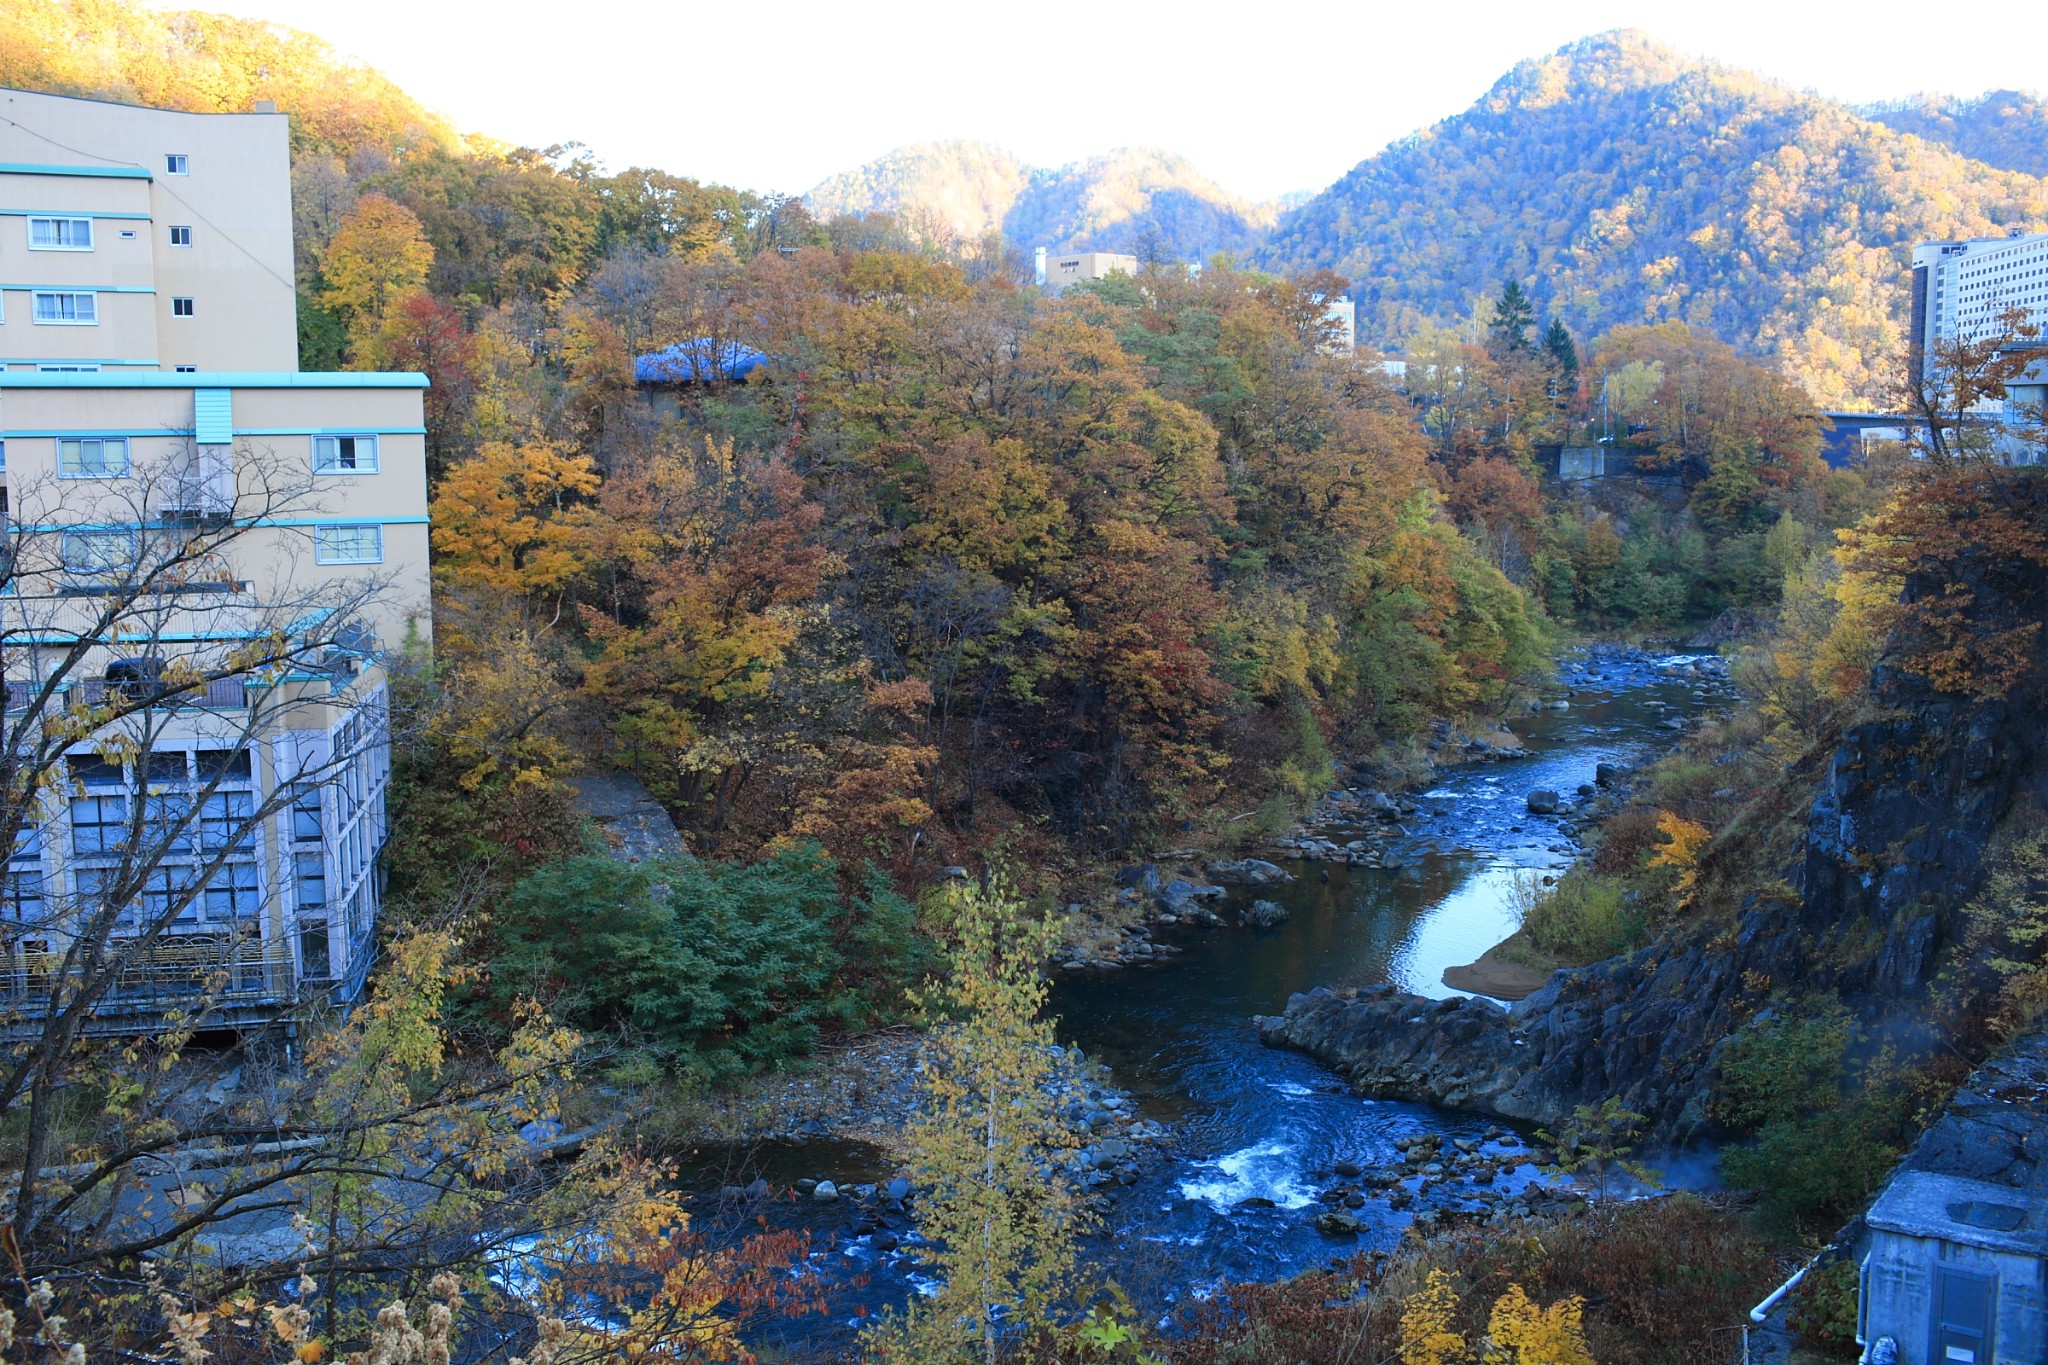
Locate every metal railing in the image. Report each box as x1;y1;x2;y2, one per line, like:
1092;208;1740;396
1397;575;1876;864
2;933;297;1009
66;675;248;709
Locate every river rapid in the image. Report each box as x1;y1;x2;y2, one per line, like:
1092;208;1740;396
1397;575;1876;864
713;647;1730;1347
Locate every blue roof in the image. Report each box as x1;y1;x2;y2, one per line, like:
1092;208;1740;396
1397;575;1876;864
635;341;767;385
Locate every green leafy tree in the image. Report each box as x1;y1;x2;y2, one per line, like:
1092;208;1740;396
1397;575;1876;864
883;879;1086;1364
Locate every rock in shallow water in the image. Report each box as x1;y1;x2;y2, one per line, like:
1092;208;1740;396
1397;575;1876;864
1242;898;1290;929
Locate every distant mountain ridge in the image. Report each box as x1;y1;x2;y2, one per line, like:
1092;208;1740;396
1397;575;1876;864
807;141;1275;260
1859;90;2048;178
1258;30;2048;405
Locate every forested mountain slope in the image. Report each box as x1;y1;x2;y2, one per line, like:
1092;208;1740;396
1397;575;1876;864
1260;30;2048;406
0;0;457;158
808;141;1275;259
1862;89;2048;177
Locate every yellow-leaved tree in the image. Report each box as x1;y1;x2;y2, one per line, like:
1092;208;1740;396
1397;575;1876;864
1399;1268;1467;1365
874;879;1086;1365
319;191;434;337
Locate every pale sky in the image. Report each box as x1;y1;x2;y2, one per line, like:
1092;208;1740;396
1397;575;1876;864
183;0;2048;202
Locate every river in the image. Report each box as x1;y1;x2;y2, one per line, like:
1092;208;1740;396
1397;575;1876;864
717;647;1729;1347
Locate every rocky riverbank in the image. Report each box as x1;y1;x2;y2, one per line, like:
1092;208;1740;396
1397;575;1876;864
1256;557;2048;1144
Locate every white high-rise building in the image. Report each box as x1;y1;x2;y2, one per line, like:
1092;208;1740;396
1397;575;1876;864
1911;231;2048;367
1911;232;2048;465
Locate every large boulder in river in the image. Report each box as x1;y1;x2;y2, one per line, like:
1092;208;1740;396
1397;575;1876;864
1526;789;1561;815
1242;899;1289;929
1594;762;1620;787
1209;857;1294;886
1157;878;1225;913
1116;864;1161;894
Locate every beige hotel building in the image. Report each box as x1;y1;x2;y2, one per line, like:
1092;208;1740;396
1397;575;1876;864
0;87;431;1027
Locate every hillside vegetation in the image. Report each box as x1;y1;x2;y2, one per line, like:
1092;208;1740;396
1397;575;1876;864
1863;89;2048;177
808;141;1276;259
1261;29;2048;406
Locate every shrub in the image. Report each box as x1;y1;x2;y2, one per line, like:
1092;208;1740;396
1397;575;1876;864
1161;1196;1778;1365
1788;1259;1861;1351
1518;868;1646;962
1712;1002;1923;1229
486;844;928;1079
1591;806;1665;876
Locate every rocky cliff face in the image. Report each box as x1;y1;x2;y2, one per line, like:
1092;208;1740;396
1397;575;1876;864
1261;479;2048;1138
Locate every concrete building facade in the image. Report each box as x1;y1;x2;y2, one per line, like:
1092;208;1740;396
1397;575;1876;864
1855;1028;2048;1365
2;87;298;374
1036;249;1139;293
0;89;426;1029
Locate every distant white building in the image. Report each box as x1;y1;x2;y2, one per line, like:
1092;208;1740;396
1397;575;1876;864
1035;248;1139;294
1911;232;2048;464
1912;232;2048;364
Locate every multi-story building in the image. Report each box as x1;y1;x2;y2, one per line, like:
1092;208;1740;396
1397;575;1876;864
1911;231;2048;365
0;87;430;1030
1910;231;2048;464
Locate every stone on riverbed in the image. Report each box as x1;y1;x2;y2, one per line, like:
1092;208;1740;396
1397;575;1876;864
1242;899;1290;929
1209;858;1294;886
1525;789;1561;814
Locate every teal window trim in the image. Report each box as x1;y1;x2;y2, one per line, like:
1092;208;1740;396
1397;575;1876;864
2;429;200;439
0;210;153;221
1;284;156;295
14;517;429;533
238;427;429;437
2;428;425;439
0;371;428;389
0;163;153;181
0;359;159;368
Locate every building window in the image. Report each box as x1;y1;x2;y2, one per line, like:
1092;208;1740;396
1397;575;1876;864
27;217;92;251
197;791;257;853
174;365;197;373
165;154;189;175
314;525;382;564
172;297;195;318
296;851;326;912
313;434;379;474
32;292;98;325
36;365;100;373
69;795;130;857
203;862;260;922
291;788;323;842
169;225;193;247
58;437;130;478
61;530;136;574
299;919;332;981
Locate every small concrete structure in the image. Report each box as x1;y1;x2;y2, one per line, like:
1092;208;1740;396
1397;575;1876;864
1857;1028;2048;1364
565;775;688;863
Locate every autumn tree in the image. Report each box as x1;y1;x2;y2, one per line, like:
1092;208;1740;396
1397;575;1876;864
319;191;434;338
885;879;1086;1364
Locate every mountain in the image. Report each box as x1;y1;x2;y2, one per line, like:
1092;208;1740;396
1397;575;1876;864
808;142;1275;260
1861;90;2048;177
0;0;458;159
1259;30;2048;406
